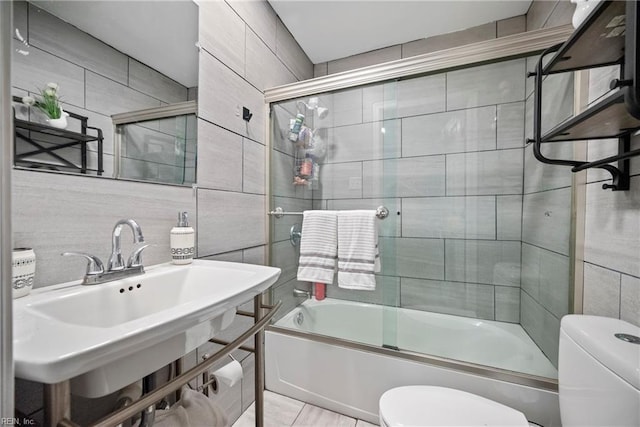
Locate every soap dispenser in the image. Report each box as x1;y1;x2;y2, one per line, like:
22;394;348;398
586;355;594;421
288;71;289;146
170;212;195;265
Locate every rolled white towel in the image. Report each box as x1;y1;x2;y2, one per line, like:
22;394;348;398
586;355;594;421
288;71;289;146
153;388;228;427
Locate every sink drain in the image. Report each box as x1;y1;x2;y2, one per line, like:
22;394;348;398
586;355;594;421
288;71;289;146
615;333;640;344
294;312;304;326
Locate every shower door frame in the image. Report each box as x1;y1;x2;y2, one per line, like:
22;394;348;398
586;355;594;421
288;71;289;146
263;24;579;392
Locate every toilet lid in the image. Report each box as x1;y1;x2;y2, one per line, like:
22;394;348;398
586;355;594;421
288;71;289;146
379;386;529;427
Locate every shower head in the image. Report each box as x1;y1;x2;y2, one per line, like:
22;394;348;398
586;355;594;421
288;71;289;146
297;98;329;119
317;107;329;119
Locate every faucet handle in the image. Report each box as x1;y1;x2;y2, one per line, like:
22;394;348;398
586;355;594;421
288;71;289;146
62;252;105;275
127;243;149;268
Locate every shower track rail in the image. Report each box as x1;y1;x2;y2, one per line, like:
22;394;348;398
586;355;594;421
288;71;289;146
268;206;390;220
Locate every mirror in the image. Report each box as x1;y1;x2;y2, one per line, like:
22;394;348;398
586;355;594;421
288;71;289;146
11;0;199;185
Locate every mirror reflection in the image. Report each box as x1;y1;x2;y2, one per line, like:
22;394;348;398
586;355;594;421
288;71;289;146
11;0;199;185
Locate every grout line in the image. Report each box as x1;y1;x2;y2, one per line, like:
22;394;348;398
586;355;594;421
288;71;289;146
290;403;307;426
618;273;623;318
583;260;640;281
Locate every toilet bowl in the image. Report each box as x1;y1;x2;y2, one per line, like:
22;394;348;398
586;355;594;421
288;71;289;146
379;386;528;427
379;315;640;427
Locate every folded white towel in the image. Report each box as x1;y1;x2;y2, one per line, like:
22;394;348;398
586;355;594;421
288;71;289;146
150;388;228;427
337;210;379;290
297;210;337;284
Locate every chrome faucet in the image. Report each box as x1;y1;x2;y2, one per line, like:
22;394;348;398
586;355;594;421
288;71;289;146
108;219;145;271
293;288;311;299
63;219;149;285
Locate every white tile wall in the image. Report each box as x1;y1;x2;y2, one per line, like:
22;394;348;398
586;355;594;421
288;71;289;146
446;149;524;196
197;120;243;192
445;240;521;287
521;244;570;318
402;22;496;58
523;143;573;194
275;18;313;81
497;102;525;149
402;196;496;239
327;120;400;163
86;71;161;116
12;170;195;287
197;189;266;256
28;4;128;85
522;187;571;255
520;291;560;366
319;162;363;199
583;263;621;318
402;106;497;157
447;59;526;110
128;59;188;104
243;139;266;195
401;277;495;320
495;286;520;322
198;0;246;76
362;156;446;198
245;28;297;91
12;42;86;108
380;237;445;280
392;74;447;119
620;274;640;326
584;175;640;278
227;0;278;52
198;53;266;143
327;45;402;75
497;195;523;240
333;87;364;127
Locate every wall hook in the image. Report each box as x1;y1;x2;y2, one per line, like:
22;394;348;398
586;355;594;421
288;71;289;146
242;107;253;122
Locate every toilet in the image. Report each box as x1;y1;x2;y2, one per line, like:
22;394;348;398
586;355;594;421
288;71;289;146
379;315;640;427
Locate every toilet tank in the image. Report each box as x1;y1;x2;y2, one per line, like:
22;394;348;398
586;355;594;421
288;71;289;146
559;315;640;427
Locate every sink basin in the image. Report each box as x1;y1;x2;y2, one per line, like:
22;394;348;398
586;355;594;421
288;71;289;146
13;260;280;397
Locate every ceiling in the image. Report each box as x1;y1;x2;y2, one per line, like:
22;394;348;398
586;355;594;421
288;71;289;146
269;0;533;64
30;1;199;88
29;1;533;88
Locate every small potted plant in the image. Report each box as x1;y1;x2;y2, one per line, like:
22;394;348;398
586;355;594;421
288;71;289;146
22;83;69;129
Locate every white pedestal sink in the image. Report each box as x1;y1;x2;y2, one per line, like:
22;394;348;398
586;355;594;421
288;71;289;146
13;260;281;397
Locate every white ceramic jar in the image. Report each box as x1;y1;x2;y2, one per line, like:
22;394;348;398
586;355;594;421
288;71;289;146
571;0;602;29
12;248;36;298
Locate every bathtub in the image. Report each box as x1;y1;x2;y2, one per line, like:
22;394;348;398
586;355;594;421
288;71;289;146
266;298;562;426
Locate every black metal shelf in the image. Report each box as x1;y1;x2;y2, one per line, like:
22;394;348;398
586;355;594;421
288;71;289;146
542;88;640;141
531;0;640;191
543;0;626;74
13;97;104;176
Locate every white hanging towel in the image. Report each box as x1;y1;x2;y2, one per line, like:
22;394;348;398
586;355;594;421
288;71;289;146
337;210;380;290
297;210;338;284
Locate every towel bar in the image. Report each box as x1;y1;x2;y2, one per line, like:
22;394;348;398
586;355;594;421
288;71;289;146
268;206;390;219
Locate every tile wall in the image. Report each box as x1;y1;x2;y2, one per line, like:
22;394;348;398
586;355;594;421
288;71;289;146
582;66;640;327
276;58;528;323
12;0;312;424
268;98;314;319
521;0;597;368
11;1;190;178
313;16;526;77
525;0;640;329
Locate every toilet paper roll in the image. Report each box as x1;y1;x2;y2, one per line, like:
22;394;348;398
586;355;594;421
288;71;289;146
212;359;243;388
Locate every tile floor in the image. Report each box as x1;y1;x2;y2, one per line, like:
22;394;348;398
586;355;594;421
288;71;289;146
233;391;378;427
